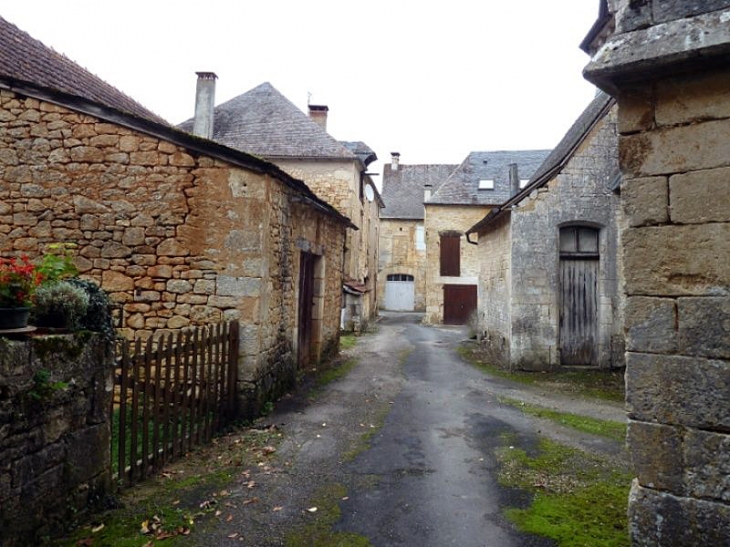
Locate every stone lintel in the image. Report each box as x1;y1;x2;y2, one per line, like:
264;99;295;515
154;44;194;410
584;8;730;93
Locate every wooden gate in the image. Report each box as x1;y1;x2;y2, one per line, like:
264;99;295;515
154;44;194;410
559;226;599;366
298;252;316;368
443;284;477;325
113;322;239;487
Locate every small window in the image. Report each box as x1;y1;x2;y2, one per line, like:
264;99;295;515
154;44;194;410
415;225;425;251
387;274;414;282
519;179;530;189
478;179;494;190
440;234;460;276
560;226;599;258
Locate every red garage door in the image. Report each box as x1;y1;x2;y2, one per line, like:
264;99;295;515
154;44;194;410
443;284;477;325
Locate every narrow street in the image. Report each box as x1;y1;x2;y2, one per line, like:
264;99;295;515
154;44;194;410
193;312;625;546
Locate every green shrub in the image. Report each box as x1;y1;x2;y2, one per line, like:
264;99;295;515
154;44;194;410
33;281;89;330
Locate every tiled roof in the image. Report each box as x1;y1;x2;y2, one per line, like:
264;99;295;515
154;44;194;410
380;163;458;219
178;82;356;159
428;150;550;206
0;16;166;124
467;92;616;235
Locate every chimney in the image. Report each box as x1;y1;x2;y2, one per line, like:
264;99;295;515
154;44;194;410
308;104;328;131
424;183;432;202
509;163;520;196
193;72;217;139
391;152;401;171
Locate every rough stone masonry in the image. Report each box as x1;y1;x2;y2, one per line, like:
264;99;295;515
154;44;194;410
585;1;730;545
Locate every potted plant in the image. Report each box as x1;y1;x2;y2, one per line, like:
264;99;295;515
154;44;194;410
0;255;43;329
33;281;90;331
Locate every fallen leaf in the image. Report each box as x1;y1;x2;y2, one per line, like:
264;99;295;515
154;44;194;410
215;510;222;517
273;506;283;512
243;498;259;506
143;542;154;547
262;445;277;455
156;531;176;540
228;532;239;539
247;481;256;489
172;499;181;506
91;523;104;533
140;520;150;535
307;507;318;513
342;496;349;501
226;514;233;522
177;527;191;536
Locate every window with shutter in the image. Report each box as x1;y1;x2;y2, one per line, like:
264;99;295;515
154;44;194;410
440;234;460;276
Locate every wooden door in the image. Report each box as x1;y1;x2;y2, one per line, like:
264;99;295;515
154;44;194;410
443;284;477;325
298;252;316;368
559;226;599;366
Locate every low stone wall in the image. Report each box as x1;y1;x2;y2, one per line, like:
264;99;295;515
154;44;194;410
0;333;113;545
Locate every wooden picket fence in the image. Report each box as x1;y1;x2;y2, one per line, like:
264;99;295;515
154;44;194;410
112;321;239;488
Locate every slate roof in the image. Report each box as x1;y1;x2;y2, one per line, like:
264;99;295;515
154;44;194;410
467;92;616;235
380;163;458;220
341;141;377;167
428;150;550;206
0;16;166;124
178;82;356;160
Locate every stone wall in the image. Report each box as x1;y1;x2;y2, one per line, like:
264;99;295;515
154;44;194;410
585;4;730;544
378;219;426;311
276;159;379;329
508;107;622;370
0;334;113;545
475;212;512;365
423;204;490;324
0;89;345;414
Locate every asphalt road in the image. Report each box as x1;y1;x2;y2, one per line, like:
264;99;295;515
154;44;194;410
195;311;623;546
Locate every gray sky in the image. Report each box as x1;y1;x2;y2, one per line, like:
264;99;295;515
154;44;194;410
3;1;600;173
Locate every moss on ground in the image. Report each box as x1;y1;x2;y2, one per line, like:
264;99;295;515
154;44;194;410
284;484;372;547
500;398;627;442
340;333;358;351
497;436;631;547
458;344;625;402
54;427;282;546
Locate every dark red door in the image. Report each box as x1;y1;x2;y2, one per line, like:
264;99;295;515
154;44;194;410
298;252;316;368
443;284;477;325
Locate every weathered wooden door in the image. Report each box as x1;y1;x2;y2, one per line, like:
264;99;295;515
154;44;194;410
559;226;599;366
443;284;477;325
298;252;316;368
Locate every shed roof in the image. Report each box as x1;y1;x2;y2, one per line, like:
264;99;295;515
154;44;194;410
428;150;550;206
380;163;458;220
467;92;616;235
0;16;166;124
178;82;356;160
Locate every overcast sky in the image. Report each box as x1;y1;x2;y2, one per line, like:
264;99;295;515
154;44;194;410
3;1;600;173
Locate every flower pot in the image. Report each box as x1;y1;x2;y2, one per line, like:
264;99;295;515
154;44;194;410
0;307;31;330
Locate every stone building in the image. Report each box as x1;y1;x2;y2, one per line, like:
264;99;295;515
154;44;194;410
179;81;382;332
467;92;623;371
378;153;457;311
583;0;730;544
424;150;548;324
0;17;351;413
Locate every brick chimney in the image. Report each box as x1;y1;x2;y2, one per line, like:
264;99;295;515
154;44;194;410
391;152;400;171
509;163;520;196
193;72;217;139
308;104;328;131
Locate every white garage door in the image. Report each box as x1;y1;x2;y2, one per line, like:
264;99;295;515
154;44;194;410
384;274;415;311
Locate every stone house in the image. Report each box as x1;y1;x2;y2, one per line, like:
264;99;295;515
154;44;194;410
583;0;730;544
378;153;458;312
466;92;623;371
424;149;549;324
0;17;351;413
178;80;382;332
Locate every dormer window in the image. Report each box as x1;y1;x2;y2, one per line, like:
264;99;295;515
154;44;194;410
478;179;495;190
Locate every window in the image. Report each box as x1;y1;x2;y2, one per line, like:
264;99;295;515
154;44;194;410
387;274;414;282
440;234;460;276
415;225;425;250
478;179;494;190
559;226;599;258
520;179;530;189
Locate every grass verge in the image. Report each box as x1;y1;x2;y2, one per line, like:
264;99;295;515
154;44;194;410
340;333;358;351
284;484;372;547
500;398;627;442
498;435;631;547
54;427;282;546
457;344;625;403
